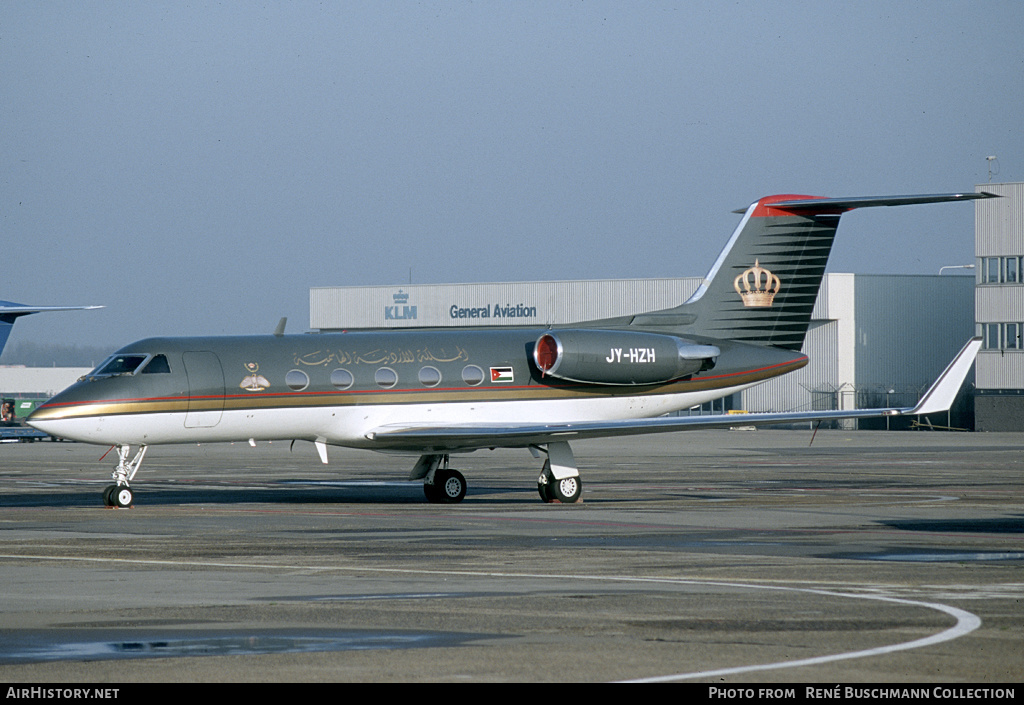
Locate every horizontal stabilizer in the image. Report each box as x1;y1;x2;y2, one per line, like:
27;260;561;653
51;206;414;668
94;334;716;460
734;191;999;214
0;302;103;318
0;302;104;357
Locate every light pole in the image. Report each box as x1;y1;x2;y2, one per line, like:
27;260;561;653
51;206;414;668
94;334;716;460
939;264;975;275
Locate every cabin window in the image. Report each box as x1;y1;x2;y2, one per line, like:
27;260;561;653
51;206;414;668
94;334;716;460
375;367;398;389
418;366;442;387
330;368;354;389
285;369;310;391
462;365;484;386
140;354;170;374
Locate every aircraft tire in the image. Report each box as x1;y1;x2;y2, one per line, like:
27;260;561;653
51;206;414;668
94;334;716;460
551;476;582;504
434;469;466;503
102;485;118;507
537;481;555;503
113;486;134;508
423;482;441;503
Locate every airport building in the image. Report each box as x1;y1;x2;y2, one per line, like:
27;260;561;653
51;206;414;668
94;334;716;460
974;182;1024;430
311;272;977;429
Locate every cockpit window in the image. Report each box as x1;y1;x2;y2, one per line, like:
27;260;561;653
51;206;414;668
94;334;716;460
140;354;170;374
89;354;168;378
92;355;149;377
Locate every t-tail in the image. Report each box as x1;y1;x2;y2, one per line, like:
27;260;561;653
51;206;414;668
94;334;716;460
632;192;998;350
0;301;104;358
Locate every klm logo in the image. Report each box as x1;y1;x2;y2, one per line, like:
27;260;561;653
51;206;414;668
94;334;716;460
386;290;417;321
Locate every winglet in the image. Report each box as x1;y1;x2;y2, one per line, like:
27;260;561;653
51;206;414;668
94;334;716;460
273;317;287;337
895;337;981;417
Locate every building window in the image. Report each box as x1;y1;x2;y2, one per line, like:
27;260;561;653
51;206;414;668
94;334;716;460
982;322;1024;350
985;257;1001;283
1007;323;1021;350
980;256;1024;284
985;323;1000;349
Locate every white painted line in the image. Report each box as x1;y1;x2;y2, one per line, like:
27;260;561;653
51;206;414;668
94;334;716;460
620;585;981;683
0;554;983;680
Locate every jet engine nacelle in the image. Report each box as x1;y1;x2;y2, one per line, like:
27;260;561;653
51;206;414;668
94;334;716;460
533;330;720;386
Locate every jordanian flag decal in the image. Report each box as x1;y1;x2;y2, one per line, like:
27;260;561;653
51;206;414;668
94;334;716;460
490;366;514;383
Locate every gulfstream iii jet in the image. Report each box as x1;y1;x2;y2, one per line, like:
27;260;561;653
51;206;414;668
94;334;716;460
28;192;991;507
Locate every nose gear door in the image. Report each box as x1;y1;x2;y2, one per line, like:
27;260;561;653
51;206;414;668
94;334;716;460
183;351;225;428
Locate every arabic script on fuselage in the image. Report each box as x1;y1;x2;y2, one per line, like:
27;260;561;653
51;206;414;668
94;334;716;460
294;345;469;367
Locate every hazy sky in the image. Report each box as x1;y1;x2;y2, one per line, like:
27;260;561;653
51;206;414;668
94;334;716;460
3;1;1022;354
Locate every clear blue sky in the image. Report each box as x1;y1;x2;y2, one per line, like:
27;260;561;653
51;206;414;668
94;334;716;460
3;1;1022;352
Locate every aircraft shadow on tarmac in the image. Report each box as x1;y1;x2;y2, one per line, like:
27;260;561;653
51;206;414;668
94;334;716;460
0;481;589;508
881;516;1024;534
0;481;748;508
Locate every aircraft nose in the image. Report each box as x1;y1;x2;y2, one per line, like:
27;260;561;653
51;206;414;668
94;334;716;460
26;389;95;442
26;404;71;438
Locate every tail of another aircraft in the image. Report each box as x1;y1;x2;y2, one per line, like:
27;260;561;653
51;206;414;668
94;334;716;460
0;316;17;359
0;301;104;359
630;192;996;350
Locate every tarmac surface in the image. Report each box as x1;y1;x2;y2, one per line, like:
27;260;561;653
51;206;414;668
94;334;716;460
0;429;1021;683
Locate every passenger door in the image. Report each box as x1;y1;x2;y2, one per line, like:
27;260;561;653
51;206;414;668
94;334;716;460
183;351;225;428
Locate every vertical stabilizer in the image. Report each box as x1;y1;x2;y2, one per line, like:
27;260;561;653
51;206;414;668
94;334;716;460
680;195;841;350
0;317;16;358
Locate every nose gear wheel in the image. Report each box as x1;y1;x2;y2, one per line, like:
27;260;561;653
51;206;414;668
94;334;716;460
100;444;147;507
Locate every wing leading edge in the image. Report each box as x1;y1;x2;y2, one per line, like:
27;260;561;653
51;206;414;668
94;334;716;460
364;338;981;452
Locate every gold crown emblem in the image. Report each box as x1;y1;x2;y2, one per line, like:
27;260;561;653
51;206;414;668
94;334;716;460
733;260;780;307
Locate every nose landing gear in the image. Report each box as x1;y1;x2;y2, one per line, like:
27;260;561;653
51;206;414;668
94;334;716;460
101;444;147;508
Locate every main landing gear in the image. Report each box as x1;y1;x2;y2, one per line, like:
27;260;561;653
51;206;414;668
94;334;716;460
537;461;583;503
101;444;147;508
414;454;467;504
534;441;582;503
411;441;583;505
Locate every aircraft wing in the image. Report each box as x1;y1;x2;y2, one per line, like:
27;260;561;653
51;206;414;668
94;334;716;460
365;338;981;452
